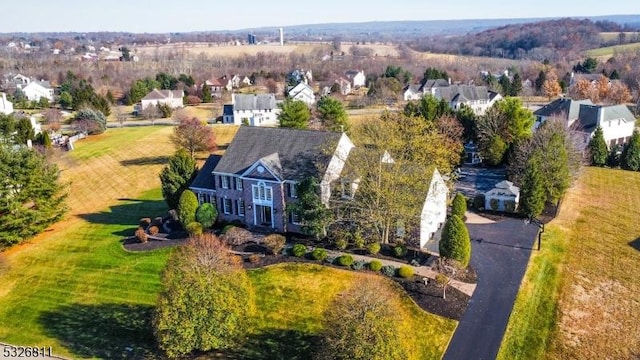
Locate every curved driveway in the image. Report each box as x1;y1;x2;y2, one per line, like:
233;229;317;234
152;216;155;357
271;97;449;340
443;218;540;360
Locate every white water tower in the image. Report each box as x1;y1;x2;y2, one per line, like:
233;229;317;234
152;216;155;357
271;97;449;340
279;27;284;46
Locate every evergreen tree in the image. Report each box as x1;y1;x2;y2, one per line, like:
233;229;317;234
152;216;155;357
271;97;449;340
510;73;523;96
0;145;68;247
451;192;467;218
499;74;511;96
439;215;471;267
287;177;333;239
535;70;546;93
160;149;198;209
195;203;217;229
201;85;212;103
278;99;310;129
177;190;198;227
519;153;546;218
71;108;107;135
317;96;349;132
588;126;608;167
621;130;640;171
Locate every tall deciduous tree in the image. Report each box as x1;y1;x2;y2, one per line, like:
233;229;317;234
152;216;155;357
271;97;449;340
170;117;217;158
589;126;608;166
278;99;310;129
0;145;68;247
439;215;471;267
621;130;640;171
317;96;349;132
154;234;254;358
314;280;409;360
160;149;198;209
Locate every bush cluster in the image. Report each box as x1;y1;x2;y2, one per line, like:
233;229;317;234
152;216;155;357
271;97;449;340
351;260;366;270
135;228;148;243
367;242;381;255
149;226;160;235
368;260;383;272
248;254;261;264
393;244;407;258
397;266;414;278
381;265;396;277
352;231;365;248
310;248;328;261
335;254;354;267
291;243;307;257
263;234;286;255
185;222;203;236
139;218;151;228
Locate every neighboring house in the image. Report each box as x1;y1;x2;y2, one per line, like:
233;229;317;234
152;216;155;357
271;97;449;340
203;78;224;98
573;104;637;149
217;75;233;92
569;72;603;87
231;75;242;88
336;78;351;95
434;85;502;115
418;78;451;97
287;82;315;106
463;142;482;165
0;92;13;115
222;93;280;126
403;84;422;101
140;89;184;110
345;70;366;88
241;76;252;86
533;97;595;129
419;168;448;249
485;180;520;212
190;126;354;232
22;81;54;102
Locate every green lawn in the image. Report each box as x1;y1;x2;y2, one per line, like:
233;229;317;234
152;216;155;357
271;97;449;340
498;167;640;360
585;42;640;58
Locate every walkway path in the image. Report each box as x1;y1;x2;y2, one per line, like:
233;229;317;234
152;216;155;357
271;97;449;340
443;217;540;360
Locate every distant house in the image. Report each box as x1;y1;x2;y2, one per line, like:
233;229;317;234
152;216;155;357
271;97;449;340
336;78;352;96
189;126;354;232
434;85;502;115
485;181;520;212
22;81;54;102
0;92;13;115
231;75;242;88
345;70;366;88
287;82;315;106
218;75;233;92
403;84;422;101
203;78;224;98
572;104;637;149
140;89;184;110
241;76;252;87
222;93;280;126
533;98;594;129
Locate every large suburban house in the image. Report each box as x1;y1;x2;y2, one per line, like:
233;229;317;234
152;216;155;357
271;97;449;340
222;93;280;126
403;79;450;101
203;78;224;98
434;85;502;115
3;74;54;102
190;126;354;232
573;104;637;149
140;89;184;110
0;93;13;115
287;82;315;106
533;98;595;129
344;70;366;88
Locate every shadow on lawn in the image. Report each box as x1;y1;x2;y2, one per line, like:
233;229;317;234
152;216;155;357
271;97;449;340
225;329;317;360
629;237;640;252
120;156;169;167
39;303;157;359
78;198;167;237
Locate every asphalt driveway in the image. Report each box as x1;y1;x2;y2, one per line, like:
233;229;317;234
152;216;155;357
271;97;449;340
443;218;540;360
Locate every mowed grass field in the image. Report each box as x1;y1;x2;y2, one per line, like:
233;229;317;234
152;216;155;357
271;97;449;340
0;124;455;358
498;167;640;360
586;42;640;58
135;42;325;58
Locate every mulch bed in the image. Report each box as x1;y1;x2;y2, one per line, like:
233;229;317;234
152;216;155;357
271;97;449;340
122;236;189;252
397;278;470;320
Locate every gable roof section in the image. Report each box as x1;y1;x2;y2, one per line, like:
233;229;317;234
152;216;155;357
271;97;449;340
233;93;277;111
534;98;594;120
190;154;222;191
142;89;183;101
214;126;343;180
575;104;636;133
436;85;490;102
420;78;449;90
287;82;313;98
486;180;519;198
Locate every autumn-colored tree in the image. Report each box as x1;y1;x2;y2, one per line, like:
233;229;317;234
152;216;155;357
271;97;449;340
607;81;632;104
595;75;610;101
170;117;217;158
542;71;562;100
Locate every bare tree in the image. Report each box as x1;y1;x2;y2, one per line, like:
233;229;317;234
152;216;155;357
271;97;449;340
141;104;161;125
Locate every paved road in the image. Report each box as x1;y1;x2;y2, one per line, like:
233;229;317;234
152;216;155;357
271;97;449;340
443;218;540;360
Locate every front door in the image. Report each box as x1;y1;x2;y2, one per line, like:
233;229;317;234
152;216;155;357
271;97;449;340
256;205;273;227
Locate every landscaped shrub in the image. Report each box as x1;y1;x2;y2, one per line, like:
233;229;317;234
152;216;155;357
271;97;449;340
263;234;286;255
381;265;396;277
148;226;160;235
335;254;354;267
439;215;471;267
473;194;485;210
222;227;253;246
135;228;148;243
331;228;351;250
139;218;151;228
351;260;366;271
334;238;348;250
248;254;261;264
195;203;217;229
310;248;328;261
222;224;235;234
451;192;467;218
177;190;198;226
367;242;381;255
352;231;365;248
397;265;414;278
393;244;408;258
185;222;203;236
368;260;383;272
291;244;307;257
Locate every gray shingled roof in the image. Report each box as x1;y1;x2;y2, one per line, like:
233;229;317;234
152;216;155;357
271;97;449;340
233;93;277;111
435;85;490;102
576;104;636;133
420;78;449;90
534;98;594;120
214;126;344;180
190;154;222;190
142;89;182;101
404;84;421;93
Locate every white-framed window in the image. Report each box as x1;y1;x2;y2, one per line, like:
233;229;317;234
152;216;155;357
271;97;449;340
290;210;301;224
223;198;232;214
235;177;243;191
252;182;272;202
237;199;245;217
288;182;297;198
221;176;229;189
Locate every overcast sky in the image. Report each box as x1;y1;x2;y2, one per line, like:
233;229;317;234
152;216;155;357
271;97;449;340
2;0;640;33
